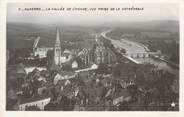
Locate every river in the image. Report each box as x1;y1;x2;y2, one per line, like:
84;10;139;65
101;30;179;76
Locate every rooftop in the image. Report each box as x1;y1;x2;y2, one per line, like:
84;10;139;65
113;89;131;99
19;94;51;105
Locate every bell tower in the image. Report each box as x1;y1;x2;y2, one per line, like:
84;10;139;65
54;27;61;65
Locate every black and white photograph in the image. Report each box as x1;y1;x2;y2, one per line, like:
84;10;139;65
5;2;180;111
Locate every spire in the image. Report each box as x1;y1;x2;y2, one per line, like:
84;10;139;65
56;27;61;45
95;34;98;42
54;27;62;65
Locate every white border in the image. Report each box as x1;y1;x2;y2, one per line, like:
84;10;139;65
0;0;184;117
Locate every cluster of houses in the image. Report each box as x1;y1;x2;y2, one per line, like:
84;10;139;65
7;27;135;111
7;59;137;111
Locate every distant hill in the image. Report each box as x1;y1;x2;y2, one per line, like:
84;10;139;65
6;22;98;49
6;20;179;49
6;23;56;49
106;20;179;33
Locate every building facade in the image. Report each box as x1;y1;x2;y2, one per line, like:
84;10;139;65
34;47;53;58
19;97;51;111
33;36;53;58
79;35;116;66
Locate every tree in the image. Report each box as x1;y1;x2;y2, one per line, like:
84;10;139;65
170;52;179;64
127;84;138;99
152;70;175;103
62;64;72;71
6;89;18;110
118;101;130;111
95;64;109;74
112;64;122;77
44;103;58;111
59;96;70;111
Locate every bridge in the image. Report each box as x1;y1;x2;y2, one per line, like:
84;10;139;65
121;51;162;64
122;51;162;58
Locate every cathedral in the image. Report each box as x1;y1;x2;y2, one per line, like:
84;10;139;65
94;35;117;65
54;28;73;66
47;28;116;70
78;35;117;66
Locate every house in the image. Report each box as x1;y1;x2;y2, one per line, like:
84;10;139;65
113;90;132;105
53;71;76;85
37;76;47;82
72;60;78;69
24;67;47;74
61;84;76;99
60;71;76;79
91;64;98;69
34;47;53;58
60;52;72;63
19;95;51;111
37;87;47;95
120;80;134;89
53;73;65;85
65;79;71;86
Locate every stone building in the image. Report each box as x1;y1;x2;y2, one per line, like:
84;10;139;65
33;36;53;58
79;35;116;66
53;28;73;65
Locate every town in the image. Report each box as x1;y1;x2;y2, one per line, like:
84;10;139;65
6;25;179;111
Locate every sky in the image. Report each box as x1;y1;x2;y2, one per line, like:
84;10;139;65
7;3;179;24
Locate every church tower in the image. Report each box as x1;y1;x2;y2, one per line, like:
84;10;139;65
95;34;105;65
95;34;101;64
54;27;61;65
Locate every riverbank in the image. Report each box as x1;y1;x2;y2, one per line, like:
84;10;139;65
101;29;179;76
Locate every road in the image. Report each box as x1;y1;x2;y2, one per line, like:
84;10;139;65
33;36;40;49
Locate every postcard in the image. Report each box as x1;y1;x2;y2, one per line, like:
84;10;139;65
0;0;183;117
